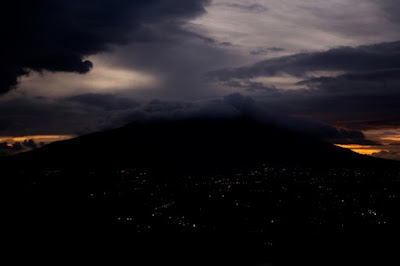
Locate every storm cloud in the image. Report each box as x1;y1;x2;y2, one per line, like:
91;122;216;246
216;2;268;12
374;0;400;22
208;41;400;81
249;47;285;56
0;0;210;94
1;0;400;159
206;40;400;130
0;92;375;150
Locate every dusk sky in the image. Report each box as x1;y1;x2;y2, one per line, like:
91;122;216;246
1;0;400;159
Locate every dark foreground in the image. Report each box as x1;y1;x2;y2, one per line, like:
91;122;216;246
3;119;400;265
5;163;400;265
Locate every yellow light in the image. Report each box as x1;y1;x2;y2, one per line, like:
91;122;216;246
335;144;385;155
351;149;384;155
0;135;74;144
381;137;400;142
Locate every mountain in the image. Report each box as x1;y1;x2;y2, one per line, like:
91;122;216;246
3;118;400;265
1;117;393;175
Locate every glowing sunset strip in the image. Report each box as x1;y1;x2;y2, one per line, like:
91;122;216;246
381;137;400;142
335;144;385;155
0;135;75;143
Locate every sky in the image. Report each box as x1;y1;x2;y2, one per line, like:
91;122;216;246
1;0;400;159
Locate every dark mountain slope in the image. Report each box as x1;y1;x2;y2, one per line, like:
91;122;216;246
3;117;397;173
2;117;393;175
3;117;400;266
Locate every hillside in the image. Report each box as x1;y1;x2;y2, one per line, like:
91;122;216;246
2;117;393;175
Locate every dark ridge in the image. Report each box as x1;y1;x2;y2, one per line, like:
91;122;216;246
2;117;396;176
3;117;400;265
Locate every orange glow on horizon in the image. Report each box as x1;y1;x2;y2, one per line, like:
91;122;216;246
351;149;385;155
335;144;385;155
0;135;75;144
381;137;400;142
330;127;400;160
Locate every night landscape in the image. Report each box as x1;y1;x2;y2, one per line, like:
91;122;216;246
2;1;400;265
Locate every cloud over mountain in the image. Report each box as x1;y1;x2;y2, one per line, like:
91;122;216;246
0;0;210;94
208;41;400;81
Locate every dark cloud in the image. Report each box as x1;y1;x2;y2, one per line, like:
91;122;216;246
0;0;210;94
23;139;37;149
220;42;232;47
118;93;375;146
375;0;400;22
333;119;400;131
217;3;268;12
206;40;400;132
319;128;379;145
0;91;371;148
290;68;400;128
223;80;278;92
12;142;24;151
264;114;379;146
249;47;285;56
371;150;400;161
0;94;144;136
0;141;25;157
0;97;100;135
208;41;400;81
106;32;239;100
0;139;43;157
263;85;400;133
169;28;235;47
0;142;9;150
222;93;256;114
1;1;398;159
64;94;139;111
297;69;400;92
